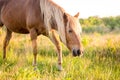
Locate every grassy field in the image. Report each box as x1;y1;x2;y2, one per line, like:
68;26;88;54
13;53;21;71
0;28;120;80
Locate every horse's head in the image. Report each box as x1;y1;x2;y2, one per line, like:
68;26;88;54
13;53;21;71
63;12;83;57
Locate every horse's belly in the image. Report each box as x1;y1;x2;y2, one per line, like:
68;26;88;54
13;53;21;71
7;25;29;34
12;28;29;34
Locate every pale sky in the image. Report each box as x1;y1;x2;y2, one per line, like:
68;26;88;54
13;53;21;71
52;0;120;18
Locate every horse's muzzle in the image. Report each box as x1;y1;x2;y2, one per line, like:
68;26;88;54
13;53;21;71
72;49;82;57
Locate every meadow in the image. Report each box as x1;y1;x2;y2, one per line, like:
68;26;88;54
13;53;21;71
0;16;120;80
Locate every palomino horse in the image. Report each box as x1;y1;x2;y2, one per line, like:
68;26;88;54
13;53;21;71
0;0;83;70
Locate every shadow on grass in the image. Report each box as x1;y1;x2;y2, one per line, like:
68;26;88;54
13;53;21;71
37;48;70;57
2;45;70;59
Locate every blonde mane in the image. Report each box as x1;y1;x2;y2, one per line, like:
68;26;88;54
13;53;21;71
39;0;67;45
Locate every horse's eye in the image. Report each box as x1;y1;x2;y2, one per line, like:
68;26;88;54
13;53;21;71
69;30;72;33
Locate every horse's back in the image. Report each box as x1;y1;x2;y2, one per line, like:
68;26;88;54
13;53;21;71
1;0;45;34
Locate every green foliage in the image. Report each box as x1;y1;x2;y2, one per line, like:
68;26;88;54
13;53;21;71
102;17;115;30
80;16;103;27
80;16;120;33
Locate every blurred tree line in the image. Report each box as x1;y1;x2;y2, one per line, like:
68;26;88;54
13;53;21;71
80;16;120;33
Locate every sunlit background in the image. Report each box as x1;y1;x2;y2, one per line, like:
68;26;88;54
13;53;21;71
53;0;120;18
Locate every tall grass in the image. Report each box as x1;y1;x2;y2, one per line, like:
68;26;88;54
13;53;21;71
0;28;120;80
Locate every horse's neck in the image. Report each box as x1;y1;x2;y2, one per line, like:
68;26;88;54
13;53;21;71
40;0;67;44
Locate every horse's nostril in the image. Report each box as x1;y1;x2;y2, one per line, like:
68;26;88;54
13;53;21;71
77;49;81;56
73;49;77;57
72;49;82;57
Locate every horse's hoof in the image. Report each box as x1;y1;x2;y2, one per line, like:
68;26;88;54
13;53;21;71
33;63;38;71
33;62;37;66
58;65;63;71
33;66;38;71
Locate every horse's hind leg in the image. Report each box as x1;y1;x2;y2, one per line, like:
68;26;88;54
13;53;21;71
29;28;37;66
3;29;12;59
49;29;63;71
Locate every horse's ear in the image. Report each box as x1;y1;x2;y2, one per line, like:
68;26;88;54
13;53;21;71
74;12;79;18
63;13;68;24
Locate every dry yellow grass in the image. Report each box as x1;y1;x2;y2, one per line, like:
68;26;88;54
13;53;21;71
0;29;120;80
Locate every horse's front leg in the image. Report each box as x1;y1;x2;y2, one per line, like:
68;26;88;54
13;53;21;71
3;28;12;59
49;30;63;71
29;28;37;67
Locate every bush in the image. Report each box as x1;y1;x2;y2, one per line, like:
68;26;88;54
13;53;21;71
80;16;120;33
